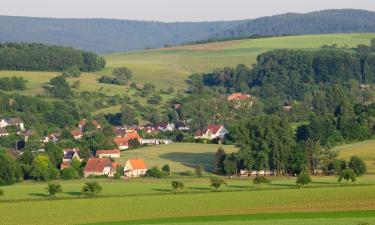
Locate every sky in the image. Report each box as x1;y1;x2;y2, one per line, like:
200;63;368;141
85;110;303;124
1;0;375;22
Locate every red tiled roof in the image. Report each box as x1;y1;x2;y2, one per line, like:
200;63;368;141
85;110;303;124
84;158;113;173
207;124;223;134
60;162;71;170
128;158;147;170
227;93;250;101
96;149;120;156
71;130;83;137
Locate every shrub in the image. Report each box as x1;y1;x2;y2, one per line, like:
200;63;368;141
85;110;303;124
195;164;204;177
296;171;311;188
253;176;270;188
338;169;356;183
348;156;367;176
82;181;102;196
145;166;165;178
162;164;170;176
46;183;62;197
60;167;79;180
171;180;184;193
62;65;81;78
210;177;227;191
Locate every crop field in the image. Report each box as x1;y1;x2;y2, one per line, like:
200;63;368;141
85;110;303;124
104;33;375;89
336;139;375;174
119;143;238;172
0;183;374;225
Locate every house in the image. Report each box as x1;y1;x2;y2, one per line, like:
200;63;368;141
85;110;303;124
175;122;190;131
71;130;83;140
0;127;9;137
43;133;60;143
113;126;127;137
83;158;115;177
78;119;101;131
194;124;228;140
141;139;172;145
96;149;120;158
157;122;175;132
226;93;253;108
0;118;24;131
124;158;148;177
113;131;142;150
21;130;34;142
60;161;71;170
62;148;81;162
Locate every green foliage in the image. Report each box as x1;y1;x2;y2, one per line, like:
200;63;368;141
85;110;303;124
296;171;312;188
113;67;132;85
29;155;58;181
195;164;204;177
253;176;270;185
162;164;170;176
120;105;138;126
0;77;28;91
48;76;73;99
62;65;81;78
145;166;165;178
171;180;184;193
214;148;226;174
348;156;367;176
46;183;62;197
82;181;102;196
60;168;79;180
210;177;227;190
0;151;22;185
338;169;357;183
0;189;3;196
147;94;162;105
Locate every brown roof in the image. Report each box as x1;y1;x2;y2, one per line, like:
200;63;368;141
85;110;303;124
84;158;113;173
227;93;251;101
0;127;8;134
96;149;120;156
60;162;71;170
128;158;147;170
71;130;83;137
207;124;223;134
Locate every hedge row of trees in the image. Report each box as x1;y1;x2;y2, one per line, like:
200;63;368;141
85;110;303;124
0;43;105;72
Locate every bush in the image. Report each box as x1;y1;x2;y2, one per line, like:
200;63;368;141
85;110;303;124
147;94;162;104
46;183;62;197
348;156;367;176
253;176;270;186
145;166;165;178
162;164;170;176
62;65;81;78
171;180;184;193
210;177;227;191
60;167;79;180
296;171;311;188
338;169;356;183
82;181;102;196
195;164;204;177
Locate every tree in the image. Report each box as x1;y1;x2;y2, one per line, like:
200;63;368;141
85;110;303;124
214;148;226;174
120;105;138;126
253;176;270;189
62;65;81;78
210;177;227;191
60;167;79;180
0;151;21;185
371;38;375;51
145;166;164;178
195;164;204;177
171;181;184;193
48;76;73;99
162;164;170;176
82;181;102;196
112;67;132;85
46;183;62;197
338;169;356;183
296;171;312;188
348;156;367;176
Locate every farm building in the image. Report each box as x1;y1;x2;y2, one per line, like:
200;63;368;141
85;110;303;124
96;149;121;158
124;158;147;177
83;158;115;177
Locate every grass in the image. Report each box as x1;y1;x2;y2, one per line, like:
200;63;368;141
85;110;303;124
118;143;238;172
0;184;374;225
335;139;375;174
104;33;375;90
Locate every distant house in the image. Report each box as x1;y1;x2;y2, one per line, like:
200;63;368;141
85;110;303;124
83;158;115;177
60;162;71;170
62;148;81;162
157;122;175;132
43;133;60;143
71;130;83;140
194;124;228;140
96;149;121;158
113;126;127;137
0;127;9;137
113;131;142;150
124;158;148;177
141;139;172;145
226;93;253;108
21;130;34;142
78;119;101;131
175;122;190;131
0;118;24;131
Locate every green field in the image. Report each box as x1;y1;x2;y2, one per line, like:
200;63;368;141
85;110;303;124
0;183;374;225
119;143;238;172
104;33;375;89
335;139;375;174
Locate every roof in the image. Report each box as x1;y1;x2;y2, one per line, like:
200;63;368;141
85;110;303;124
64;149;80;160
0;127;8;134
227;93;251;101
207;124;223;134
84;158;113;173
3;118;23;125
128;158;147;170
60;162;71;169
71;130;83;137
96;149;120;156
113;126;127;137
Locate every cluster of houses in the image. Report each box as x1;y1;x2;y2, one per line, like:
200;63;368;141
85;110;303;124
0;117;25;137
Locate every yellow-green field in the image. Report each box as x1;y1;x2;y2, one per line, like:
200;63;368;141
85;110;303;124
104;33;375;89
119;143;237;172
336;139;375;174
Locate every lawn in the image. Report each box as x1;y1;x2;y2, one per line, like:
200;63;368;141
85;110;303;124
335;139;375;174
118;143;238;172
0;185;374;225
104;33;375;90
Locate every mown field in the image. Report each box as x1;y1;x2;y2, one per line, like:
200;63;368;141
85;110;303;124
119;143;237;172
0;183;374;225
336;139;375;174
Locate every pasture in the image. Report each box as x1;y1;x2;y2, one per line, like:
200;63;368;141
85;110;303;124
336;139;375;174
0;182;374;225
119;143;238;172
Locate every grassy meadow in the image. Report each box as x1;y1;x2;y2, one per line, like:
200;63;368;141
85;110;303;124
336;139;375;174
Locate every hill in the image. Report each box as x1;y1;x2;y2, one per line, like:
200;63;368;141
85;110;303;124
1;9;375;53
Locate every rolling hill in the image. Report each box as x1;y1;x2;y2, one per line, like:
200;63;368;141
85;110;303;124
1;9;375;53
